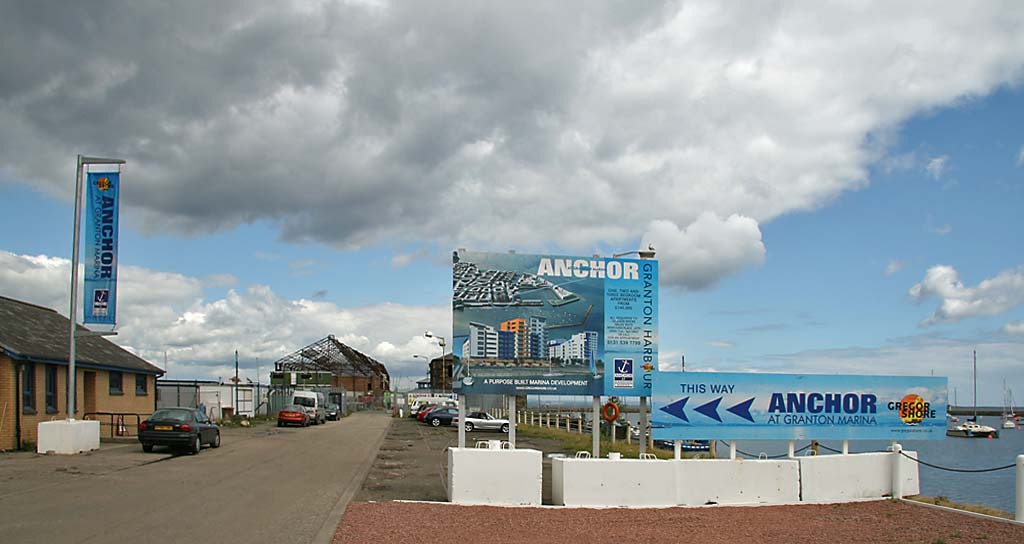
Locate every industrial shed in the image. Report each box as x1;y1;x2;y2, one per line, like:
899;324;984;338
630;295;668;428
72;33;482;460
271;335;390;408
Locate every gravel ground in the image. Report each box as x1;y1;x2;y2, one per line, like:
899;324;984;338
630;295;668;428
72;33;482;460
335;500;1024;544
337;416;1024;543
353;415;571;504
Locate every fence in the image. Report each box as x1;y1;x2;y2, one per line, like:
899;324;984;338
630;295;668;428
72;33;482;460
83;412;145;439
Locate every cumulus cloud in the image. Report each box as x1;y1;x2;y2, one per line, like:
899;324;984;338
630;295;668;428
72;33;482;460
643;213;765;290
1004;321;1024;335
0;250;449;383
886;260;906;276
391;248;430;269
1;3;1023;288
926;156;949;179
909;264;1024;325
934;224;953;236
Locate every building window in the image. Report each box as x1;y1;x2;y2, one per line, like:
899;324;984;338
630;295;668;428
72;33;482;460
46;365;58;413
136;374;148;395
109;371;123;395
22;364;36;414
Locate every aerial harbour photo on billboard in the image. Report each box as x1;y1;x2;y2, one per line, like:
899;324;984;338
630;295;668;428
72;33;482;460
453;249;658;396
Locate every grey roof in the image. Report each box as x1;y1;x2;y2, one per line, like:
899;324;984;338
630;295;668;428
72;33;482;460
0;296;163;375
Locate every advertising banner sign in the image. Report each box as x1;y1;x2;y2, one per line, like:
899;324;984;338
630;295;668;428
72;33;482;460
453;250;658;396
84;172;120;325
652;372;947;441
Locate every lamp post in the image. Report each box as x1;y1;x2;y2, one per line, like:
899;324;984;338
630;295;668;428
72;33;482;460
612;244;656;259
424;332;447;396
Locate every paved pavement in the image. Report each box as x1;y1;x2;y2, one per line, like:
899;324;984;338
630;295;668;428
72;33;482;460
0;411;391;544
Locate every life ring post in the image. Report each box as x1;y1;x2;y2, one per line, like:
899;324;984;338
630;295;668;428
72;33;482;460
602;402;620;422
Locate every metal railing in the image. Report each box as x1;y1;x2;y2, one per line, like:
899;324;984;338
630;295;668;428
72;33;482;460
83;412;144;439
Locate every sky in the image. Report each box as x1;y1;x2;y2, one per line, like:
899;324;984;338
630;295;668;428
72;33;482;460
0;1;1022;403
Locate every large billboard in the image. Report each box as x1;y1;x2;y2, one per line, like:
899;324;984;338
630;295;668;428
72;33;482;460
652;372;948;441
453;250;658;396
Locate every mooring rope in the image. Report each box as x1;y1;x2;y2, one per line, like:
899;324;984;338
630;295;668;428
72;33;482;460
899;450;1017;473
715;442;1017;471
715;440;811;459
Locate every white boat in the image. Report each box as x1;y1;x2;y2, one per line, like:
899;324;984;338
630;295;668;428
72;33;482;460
947;420;999;438
1001;382;1017;429
948;351;999;439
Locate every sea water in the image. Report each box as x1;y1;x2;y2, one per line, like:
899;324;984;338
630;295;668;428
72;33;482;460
714;415;1023;514
548;409;1022;513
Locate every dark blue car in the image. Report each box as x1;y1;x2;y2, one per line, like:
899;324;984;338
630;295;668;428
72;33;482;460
423;407;458;427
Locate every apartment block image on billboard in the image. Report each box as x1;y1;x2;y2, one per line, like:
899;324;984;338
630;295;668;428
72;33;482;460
453;250;658;396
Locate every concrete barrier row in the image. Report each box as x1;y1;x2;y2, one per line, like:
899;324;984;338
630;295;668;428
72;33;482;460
448;446;919;507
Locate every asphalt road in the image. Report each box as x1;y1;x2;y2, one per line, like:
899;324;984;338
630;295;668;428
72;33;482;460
0;411;391;544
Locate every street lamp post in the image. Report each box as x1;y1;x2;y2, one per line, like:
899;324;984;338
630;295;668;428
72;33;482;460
424;332;447;396
612;244;657;259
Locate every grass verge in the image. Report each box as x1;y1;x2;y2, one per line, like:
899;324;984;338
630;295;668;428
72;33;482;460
517;424;706;459
904;495;1014;520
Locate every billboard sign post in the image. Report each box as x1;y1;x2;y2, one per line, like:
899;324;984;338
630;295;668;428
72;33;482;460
452;250;658;396
652;371;948;441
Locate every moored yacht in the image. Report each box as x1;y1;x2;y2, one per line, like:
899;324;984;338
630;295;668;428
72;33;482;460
947;351;1000;438
947;420;999;438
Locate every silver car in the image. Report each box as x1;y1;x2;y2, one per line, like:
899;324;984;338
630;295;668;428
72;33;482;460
458;411;510;433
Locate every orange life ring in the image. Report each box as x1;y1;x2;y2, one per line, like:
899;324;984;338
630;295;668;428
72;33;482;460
602;402;620;422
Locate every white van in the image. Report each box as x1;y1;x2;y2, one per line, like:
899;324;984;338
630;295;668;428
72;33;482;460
292;391;324;425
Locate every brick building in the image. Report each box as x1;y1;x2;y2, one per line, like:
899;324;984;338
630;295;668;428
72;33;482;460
273;335;390;405
0;296;163;450
429;353;457;393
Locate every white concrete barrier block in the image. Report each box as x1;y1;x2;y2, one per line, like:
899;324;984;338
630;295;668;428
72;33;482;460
676;459;801;506
799;451;919;502
552;458;677;507
899;450;921;496
36;420;100;455
447;447;542;505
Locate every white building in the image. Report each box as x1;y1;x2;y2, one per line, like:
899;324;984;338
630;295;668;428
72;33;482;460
547;331;599;362
464;321;499;359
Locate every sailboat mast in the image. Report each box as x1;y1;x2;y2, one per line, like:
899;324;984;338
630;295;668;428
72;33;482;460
973;350;978;420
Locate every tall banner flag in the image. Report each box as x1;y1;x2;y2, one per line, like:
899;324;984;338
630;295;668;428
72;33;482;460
453;250;658;396
84;172;120;324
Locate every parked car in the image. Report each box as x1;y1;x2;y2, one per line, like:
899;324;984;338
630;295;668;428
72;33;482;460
277;404;310;427
292;390;325;425
409;397;455;417
416;404;439;422
325;403;341;421
138;407;220;454
424;407;459;427
457;412;510;433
